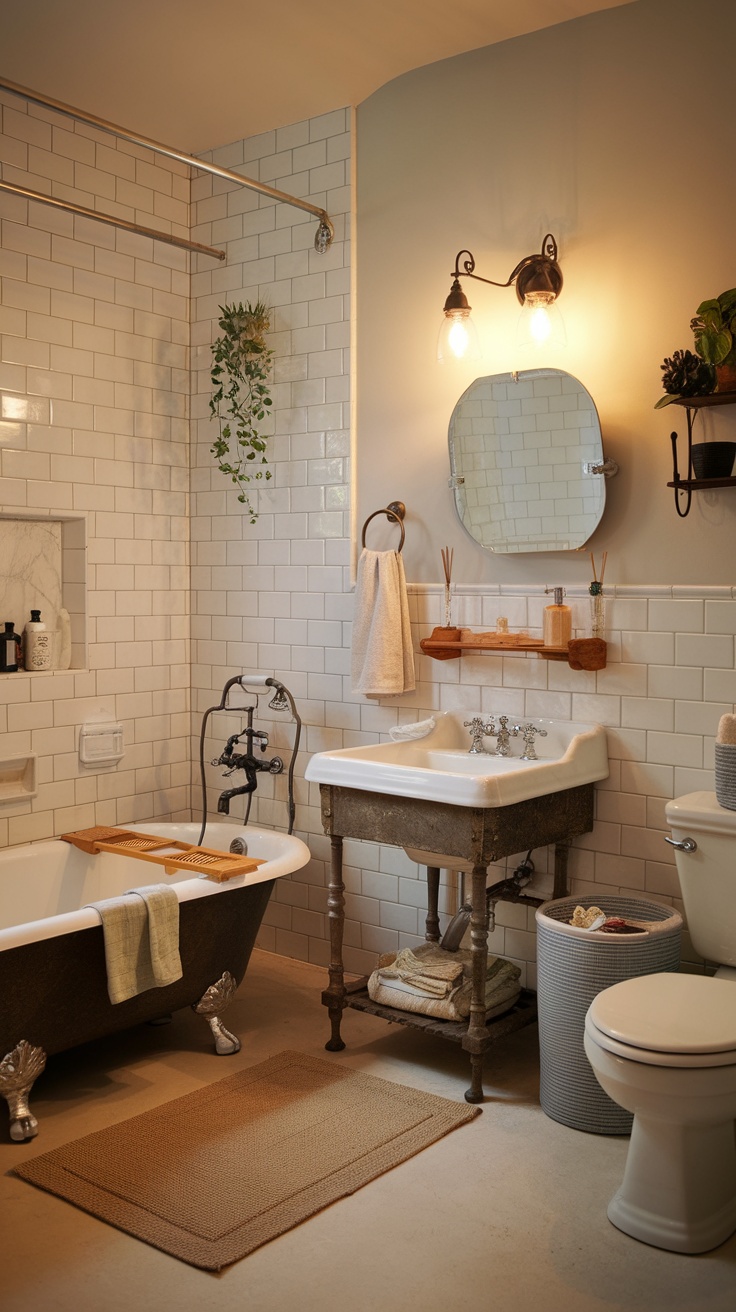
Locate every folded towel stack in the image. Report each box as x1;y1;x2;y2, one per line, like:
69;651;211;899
376;946;464;997
368;941;521;1022
86;882;183;1004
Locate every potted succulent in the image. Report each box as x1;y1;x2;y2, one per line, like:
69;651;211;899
209;301;274;523
654;348;714;409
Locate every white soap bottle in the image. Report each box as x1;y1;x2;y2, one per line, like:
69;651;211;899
24;610;52;671
55;607;72;669
543;587;572;648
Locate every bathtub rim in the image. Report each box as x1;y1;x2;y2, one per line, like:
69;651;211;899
0;821;310;952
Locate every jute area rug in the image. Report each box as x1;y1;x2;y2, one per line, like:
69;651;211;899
15;1050;480;1271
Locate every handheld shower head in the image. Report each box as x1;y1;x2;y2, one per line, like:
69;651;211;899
268;686;290;711
238;673;290;712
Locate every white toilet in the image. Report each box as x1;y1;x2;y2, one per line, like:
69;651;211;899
583;791;736;1254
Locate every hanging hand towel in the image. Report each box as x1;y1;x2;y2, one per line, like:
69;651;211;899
351;548;416;697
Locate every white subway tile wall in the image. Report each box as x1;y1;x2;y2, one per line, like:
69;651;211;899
189;112;734;987
2;96;733;991
0;89;191;846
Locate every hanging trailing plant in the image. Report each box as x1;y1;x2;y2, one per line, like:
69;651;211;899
209;301;274;523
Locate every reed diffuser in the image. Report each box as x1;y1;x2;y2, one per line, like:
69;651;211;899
419;546;461;661
589;551;608;639
441;545;454;628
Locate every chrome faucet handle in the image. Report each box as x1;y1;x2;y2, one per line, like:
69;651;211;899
512;722;548;761
464;716;490;754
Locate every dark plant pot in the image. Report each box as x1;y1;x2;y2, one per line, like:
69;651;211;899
691;442;736;479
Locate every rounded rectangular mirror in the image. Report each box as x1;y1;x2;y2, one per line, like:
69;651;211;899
448;368;607;553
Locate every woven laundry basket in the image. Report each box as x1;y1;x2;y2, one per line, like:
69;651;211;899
715;743;736;810
535;895;683;1135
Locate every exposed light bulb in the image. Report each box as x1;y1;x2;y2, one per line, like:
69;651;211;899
437;310;481;362
516;292;566;350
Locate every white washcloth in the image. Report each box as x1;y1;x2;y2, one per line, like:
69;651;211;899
351;548;416;697
389;717;436;742
86;883;182;1004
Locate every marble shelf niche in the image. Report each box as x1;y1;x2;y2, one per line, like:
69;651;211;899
0;511;86;674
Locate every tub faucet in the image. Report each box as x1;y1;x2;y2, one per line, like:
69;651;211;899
217;778;257;815
213;717;284;815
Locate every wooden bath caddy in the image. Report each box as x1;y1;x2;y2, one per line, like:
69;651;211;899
60;826;264;883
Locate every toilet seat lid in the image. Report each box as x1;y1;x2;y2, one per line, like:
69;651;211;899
588;973;736;1056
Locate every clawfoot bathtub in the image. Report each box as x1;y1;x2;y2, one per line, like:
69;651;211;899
0;821;310;1141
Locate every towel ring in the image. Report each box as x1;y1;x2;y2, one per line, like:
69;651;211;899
361;501;406;552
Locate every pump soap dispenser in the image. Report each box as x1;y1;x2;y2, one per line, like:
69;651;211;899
543;587;572;648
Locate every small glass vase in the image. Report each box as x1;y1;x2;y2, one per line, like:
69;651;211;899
589;584;606;639
444;583;454;629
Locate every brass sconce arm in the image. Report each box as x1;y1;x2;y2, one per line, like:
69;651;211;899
438;233;564;361
447;234;562;308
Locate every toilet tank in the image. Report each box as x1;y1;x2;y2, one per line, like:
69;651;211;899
665;791;736;967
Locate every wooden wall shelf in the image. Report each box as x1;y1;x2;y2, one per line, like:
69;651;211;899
419;628;607;671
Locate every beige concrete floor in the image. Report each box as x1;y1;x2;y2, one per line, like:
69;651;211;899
2;950;735;1312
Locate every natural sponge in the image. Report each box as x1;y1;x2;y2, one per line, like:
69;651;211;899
716;714;736;745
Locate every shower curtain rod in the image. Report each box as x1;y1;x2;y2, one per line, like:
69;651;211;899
0;178;226;260
0;77;335;254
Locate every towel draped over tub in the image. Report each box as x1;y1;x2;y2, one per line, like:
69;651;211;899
86;883;183;1004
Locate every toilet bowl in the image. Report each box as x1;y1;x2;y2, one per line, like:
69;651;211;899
584;972;736;1254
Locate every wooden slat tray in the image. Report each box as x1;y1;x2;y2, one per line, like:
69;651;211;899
60;826;264;883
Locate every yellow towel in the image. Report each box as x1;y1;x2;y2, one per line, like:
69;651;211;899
87;883;182;1004
378;946;464;997
351;548;416;697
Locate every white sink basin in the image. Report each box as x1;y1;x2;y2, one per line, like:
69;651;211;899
305;713;608;809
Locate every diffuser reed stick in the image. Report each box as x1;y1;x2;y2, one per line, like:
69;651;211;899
441;546;454;628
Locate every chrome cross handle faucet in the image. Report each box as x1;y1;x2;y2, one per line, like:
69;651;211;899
513;722;548;760
486;714;517;756
464;717;489;753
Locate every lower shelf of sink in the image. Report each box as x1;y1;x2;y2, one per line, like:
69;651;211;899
342;979;538;1047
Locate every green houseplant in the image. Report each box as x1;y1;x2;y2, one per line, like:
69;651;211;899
655;287;736;408
209;301;274;523
691;287;736;391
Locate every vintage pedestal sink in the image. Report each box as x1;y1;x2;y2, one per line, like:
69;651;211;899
306;713;608;1102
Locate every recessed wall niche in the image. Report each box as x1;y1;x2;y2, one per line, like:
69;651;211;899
0;511;86;672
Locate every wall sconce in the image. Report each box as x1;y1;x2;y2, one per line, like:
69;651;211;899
437;233;565;362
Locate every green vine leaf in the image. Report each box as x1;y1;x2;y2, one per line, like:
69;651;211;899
209;300;274;523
